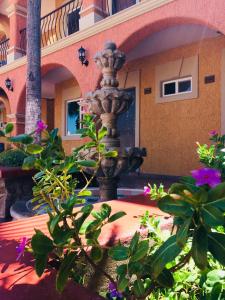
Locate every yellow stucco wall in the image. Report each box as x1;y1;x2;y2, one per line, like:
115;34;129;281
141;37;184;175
51;36;225;176
54;78;85;154
121;36;225;176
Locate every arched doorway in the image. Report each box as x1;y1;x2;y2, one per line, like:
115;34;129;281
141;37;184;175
116;22;224;176
41;64;84;154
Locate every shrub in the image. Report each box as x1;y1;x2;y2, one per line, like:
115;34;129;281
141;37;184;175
0;149;27;167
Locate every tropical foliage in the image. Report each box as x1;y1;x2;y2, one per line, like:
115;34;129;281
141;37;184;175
2;121;225;299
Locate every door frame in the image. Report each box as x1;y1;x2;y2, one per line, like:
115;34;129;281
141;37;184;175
118;70;140;147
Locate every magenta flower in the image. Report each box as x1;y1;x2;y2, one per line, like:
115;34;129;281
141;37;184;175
16;237;28;261
144;186;151;196
35;120;47;134
108;282;123;299
209;130;218;136
191;168;221;188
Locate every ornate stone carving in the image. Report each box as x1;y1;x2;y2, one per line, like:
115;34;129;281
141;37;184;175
84;42;146;200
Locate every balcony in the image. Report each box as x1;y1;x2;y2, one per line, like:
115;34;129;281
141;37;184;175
19;0;139;55
106;0;138;15
20;0;82;55
0;38;9;67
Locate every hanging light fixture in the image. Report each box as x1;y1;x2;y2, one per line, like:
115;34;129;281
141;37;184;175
5;78;13;91
78;46;89;67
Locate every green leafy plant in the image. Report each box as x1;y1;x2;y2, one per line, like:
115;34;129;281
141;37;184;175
8;119;225;299
197;131;225;180
0;149;27;167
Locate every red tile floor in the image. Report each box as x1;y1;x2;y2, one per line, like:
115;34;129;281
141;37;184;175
0;193;170;300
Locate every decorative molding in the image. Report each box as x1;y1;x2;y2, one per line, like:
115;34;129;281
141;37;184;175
0;0;175;75
7;4;27;18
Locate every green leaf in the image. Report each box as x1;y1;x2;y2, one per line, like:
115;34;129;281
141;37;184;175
201;205;224;227
109;245;130;261
22;156;36;170
108;211;126;223
9;134;34;144
208;232;225;265
104;151;118;158
151;235;182;278
176;218;191;247
168;183;186;194
35;254;47;277
4;123;14;134
118;276;129;292
129;232;140;254
26;144;43;154
158;195;193;217
99;203;111;219
208;182;225;201
116;264;127;277
90;246;103;262
77;160;97;168
77;190;92;197
192;226;208;270
130;240;149;262
49;214;61;234
98;127;107;140
205;198;225;212
85;219;102;233
128;261;143;275
85;228;101;240
31;231;54;255
210;282;223;300
156;269;174;288
133;279;145;297
56;252;77;293
75;205;93;231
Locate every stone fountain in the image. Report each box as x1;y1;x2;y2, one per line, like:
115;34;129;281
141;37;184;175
84;41;146;201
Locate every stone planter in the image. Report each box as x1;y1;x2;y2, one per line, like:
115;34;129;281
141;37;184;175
0;167;35;222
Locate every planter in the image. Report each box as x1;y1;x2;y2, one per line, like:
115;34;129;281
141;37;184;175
0;167;35;222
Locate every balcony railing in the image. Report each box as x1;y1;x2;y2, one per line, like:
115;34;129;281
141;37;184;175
20;0;82;55
105;0;138;15
0;38;9;67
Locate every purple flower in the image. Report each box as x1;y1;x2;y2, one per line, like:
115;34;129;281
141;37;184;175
209;130;218;137
108;282;123;299
191;168;221;188
35;120;47;134
16;237;28;261
144;186;151;196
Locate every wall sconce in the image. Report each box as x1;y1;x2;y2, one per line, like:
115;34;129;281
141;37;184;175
5;78;13;92
78;46;89;67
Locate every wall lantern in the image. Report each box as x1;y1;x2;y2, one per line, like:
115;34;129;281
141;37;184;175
5;78;13;92
78;46;89;66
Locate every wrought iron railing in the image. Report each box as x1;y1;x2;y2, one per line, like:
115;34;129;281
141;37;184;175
105;0;137;15
0;38;9;67
20;0;82;55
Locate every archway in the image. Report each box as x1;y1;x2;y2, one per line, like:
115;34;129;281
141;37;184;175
41;64;85;154
115;21;225;176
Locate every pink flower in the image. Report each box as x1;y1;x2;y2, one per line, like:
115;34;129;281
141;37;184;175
144;186;151;196
35;120;47;134
209;130;218;136
191;168;221;188
16;237;28;261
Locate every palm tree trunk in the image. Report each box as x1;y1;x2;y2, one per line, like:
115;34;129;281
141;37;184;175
25;0;41;134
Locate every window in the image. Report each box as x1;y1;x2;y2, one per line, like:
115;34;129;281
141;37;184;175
111;0;137;15
65;100;82;136
162;76;192;97
67;8;80;35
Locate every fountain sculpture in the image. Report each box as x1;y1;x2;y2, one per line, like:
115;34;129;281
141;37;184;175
85;41;146;201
